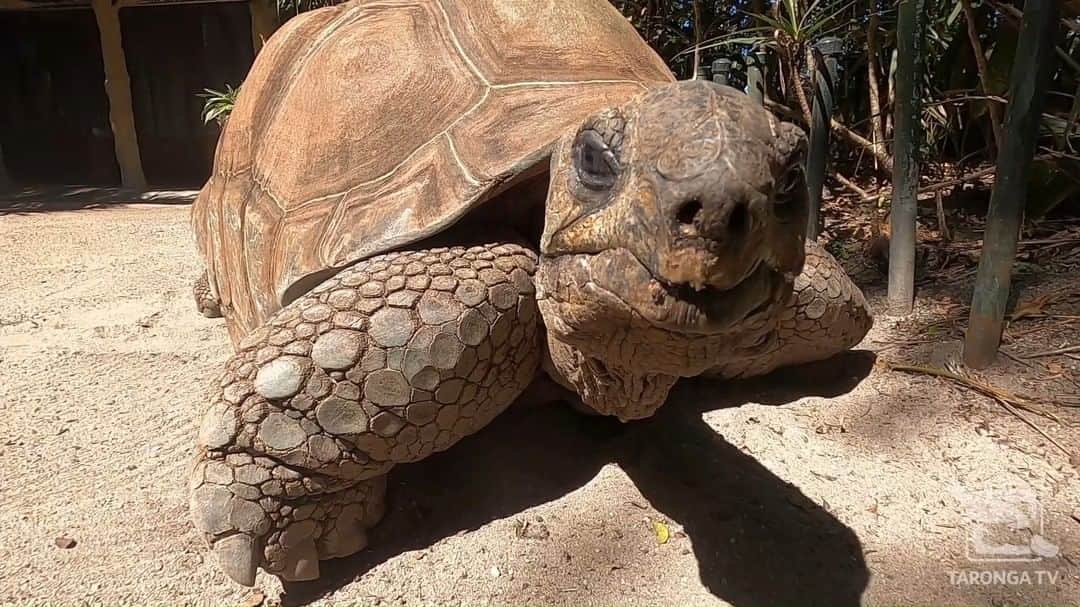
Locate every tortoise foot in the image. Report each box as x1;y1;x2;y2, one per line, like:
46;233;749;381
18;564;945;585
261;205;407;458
190;452;386;585
194;271;223;318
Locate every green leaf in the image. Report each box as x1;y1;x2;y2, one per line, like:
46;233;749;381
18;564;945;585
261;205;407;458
199;83;241;126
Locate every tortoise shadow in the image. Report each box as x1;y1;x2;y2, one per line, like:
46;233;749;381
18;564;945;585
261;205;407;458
281;350;875;607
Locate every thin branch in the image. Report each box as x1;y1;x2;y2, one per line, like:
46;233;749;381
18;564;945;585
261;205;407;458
987;0;1079;35
691;0;704;78
832;117;894;172
960;0;1004;150
935;191;951;241
987;0;1080;74
866;7;887;169
857;153;1059;203
831;171;871;198
1023;344;1080;359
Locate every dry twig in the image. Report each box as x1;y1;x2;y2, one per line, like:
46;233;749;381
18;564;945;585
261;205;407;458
831;171;872;199
885;361;1076;464
960;0;1004;149
1023;344;1080;359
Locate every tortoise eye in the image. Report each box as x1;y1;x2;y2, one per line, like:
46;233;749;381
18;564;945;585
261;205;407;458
573;129;620;191
775;136;807;207
777;164;803;198
774;162;806;218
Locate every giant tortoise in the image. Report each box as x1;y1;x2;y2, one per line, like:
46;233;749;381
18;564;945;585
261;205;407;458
189;0;872;586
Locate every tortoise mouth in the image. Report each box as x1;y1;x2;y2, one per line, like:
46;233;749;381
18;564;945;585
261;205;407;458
537;248;790;335
644;262;782;332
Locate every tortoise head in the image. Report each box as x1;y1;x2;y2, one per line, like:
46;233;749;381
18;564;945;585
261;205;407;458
536;80;808;413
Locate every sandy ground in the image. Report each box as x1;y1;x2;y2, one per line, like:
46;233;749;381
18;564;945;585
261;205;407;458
1;196;1078;606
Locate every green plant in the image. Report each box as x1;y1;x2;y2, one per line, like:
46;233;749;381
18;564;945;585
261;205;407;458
199;84;241;127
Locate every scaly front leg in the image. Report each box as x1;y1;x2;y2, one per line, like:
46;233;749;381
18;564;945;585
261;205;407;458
190;242;541;585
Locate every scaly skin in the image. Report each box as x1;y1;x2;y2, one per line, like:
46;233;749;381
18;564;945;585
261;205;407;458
192;80;874;586
190;243;540;584
194;271;223;319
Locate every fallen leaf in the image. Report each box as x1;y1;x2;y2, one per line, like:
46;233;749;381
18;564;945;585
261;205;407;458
653;521;670;545
54;536;76;549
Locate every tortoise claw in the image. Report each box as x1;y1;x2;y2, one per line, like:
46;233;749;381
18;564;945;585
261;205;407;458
279;536;320;582
212;534;258;586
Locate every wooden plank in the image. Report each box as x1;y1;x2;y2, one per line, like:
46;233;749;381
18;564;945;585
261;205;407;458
2;0;241;10
0;140;9;191
92;0;146;188
0;0;89;10
127;0;247;6
963;0;1061;368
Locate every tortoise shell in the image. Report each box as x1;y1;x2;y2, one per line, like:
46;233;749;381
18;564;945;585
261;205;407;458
192;0;674;344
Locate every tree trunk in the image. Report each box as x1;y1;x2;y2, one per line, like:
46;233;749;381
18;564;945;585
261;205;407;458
888;0;925;314
964;0;1060;368
92;0;146;189
789;46;814;126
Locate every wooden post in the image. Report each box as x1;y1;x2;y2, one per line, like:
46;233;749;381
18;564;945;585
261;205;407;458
746;49;767;105
249;0;278;53
0;141;10;191
91;0;146;189
887;0;925;314
711;58;731;87
805;37;842;239
963;0;1060;369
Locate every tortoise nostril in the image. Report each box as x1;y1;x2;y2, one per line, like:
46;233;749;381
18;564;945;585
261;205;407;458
728;202;750;236
676;199;703;226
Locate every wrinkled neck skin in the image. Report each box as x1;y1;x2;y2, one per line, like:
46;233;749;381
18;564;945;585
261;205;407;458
535;252;792;421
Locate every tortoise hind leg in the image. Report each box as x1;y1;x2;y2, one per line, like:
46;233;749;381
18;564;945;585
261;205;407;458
194;270;223;318
708;239;873;380
188;242;542;584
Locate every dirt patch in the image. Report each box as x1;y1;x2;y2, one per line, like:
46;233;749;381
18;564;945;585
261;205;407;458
0;203;1077;606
